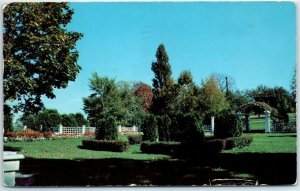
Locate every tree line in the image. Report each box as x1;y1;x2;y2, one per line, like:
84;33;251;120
3;3;295;133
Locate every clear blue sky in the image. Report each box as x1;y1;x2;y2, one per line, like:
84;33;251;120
42;2;296;115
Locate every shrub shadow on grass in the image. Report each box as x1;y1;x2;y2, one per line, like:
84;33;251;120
4;145;22;152
17;152;296;186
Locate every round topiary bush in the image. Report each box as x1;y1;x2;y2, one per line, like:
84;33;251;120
141;114;158;142
95;116;118;140
214;109;243;138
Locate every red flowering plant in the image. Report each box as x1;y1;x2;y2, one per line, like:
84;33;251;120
5;129;44;142
83;132;95;136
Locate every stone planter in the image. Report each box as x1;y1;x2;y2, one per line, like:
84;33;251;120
3;151;24;187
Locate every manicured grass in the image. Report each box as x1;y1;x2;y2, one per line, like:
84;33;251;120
248;113;296;131
4;136;169;160
224;133;296;153
4;132;297;185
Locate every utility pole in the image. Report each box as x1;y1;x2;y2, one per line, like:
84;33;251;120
225;76;229;96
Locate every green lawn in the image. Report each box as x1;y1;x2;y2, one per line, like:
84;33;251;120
4;136;169;160
248;113;296;131
4;132;296;160
4;132;297;185
224;133;296;153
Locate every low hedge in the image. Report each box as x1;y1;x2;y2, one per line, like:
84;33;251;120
225;136;253;150
140;142;181;155
204;139;227;153
82;139;129;152
128;134;142;145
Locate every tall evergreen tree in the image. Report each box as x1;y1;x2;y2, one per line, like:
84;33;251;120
151;44;177;115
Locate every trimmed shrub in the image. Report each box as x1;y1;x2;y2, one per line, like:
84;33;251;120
177;112;204;144
141;114;158;142
82;139;129;152
95;116;118;140
225;136;253;150
214;109;243;138
140;141;181;155
205;139;227;153
128;134;142;145
157;115;171;141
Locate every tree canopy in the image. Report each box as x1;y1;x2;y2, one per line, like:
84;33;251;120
3;2;83;114
83;73;143;127
247;85;294;122
133;82;153;112
199;75;229;116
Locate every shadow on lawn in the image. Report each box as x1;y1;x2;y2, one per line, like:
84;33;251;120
16;152;296;186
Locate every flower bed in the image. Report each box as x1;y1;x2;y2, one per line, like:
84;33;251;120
4;129;95;142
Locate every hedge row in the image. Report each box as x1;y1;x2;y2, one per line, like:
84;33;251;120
225;136;253;149
82;140;129;152
140;136;253;155
128;134;143;145
141;142;181;154
206;136;253;150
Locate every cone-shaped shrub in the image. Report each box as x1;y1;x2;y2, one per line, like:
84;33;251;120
157;115;172;141
141;114;158;142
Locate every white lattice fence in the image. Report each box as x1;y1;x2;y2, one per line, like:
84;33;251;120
203;125;212;132
52;126;95;135
117;125;139;133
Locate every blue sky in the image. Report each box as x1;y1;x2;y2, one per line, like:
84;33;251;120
42;2;296;115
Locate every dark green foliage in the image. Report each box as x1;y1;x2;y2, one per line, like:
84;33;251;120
203;140;226;153
95;116;118;140
140;142;180;154
247;85;294;123
4;3;83;114
175;140;225;159
82;139;129;152
151;44;172;96
83;73;143;126
227;90;250;112
225;136;253;150
171;112;204;143
157;115;171;141
4;104;14;132
22;109;61;131
215;109;243;138
61;114;78;127
150;44;177;116
174;71;202;115
128;134;143;145
74;113;89;126
141;114;158;142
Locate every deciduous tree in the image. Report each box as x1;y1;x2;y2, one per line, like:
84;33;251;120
199;75;229;116
134;82;153;112
4;3;83;114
